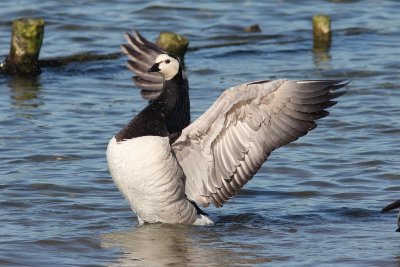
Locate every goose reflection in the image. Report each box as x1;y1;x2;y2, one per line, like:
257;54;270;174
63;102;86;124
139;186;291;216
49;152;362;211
102;223;273;266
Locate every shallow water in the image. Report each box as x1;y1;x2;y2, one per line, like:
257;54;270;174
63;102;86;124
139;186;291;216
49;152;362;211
1;0;400;266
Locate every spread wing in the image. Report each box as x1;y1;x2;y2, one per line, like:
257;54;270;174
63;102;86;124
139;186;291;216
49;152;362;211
121;30;164;100
172;79;348;208
121;30;191;130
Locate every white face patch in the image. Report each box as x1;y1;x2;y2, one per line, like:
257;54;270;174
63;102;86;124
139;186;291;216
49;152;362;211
154;54;180;80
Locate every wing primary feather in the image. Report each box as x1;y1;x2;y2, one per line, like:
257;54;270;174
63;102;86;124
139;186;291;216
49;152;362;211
122;30;167;98
277;111;315;135
126;31;163;60
229;123;248;154
216;138;231;180
285;101;337;113
282;108;329;121
231;173;242;190
235;121;252;152
251;134;267;165
121;44;143;60
219;184;231;202
127;61;163;83
133;30;166;54
294;80;348;91
211;141;224;187
225;127;245;162
134;77;163;91
140;89;162;100
222;177;236;195
244;142;260;171
264;120;285;149
291;91;345;105
219;136;237;175
211;192;224;208
237;158;253;180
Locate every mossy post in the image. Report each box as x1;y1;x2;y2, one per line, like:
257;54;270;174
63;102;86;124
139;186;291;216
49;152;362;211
244;24;262;33
156;32;189;64
313;15;331;51
1;18;45;75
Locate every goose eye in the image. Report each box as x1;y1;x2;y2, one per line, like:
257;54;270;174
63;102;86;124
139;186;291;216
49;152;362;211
165;59;170;64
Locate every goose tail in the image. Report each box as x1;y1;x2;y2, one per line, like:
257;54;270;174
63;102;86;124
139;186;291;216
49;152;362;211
193;214;214;226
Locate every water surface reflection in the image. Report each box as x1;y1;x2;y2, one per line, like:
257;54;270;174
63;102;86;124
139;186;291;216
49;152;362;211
102;223;275;266
8;76;41;100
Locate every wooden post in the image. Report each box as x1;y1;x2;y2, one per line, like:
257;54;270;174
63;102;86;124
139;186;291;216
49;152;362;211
156;32;189;64
244;24;262;33
313;15;331;51
1;18;45;75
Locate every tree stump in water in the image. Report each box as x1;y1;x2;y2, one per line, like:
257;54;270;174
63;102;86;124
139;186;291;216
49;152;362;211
1;18;45;76
156;32;189;64
313;15;331;51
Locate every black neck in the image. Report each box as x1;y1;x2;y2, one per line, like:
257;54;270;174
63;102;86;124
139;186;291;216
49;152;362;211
115;70;187;142
160;70;184;111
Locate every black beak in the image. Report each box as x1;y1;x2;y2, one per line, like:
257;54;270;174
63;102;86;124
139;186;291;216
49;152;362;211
148;63;160;73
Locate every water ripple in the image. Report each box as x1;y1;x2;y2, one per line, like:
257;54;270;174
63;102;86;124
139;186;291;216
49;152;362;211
9;154;82;163
1;0;400;266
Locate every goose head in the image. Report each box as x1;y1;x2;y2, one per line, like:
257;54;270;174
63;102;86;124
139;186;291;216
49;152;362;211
148;54;181;81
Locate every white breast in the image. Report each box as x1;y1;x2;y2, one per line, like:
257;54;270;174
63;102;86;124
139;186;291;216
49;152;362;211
106;136;197;224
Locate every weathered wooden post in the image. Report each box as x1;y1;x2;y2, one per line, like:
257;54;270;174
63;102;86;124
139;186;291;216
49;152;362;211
1;18;45;75
244;24;262;33
156;32;189;64
313;15;331;51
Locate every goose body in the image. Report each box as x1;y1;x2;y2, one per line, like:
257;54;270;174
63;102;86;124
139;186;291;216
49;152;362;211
107;136;212;225
107;31;348;225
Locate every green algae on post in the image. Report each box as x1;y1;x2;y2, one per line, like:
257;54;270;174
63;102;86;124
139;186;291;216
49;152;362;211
156;32;189;64
313;15;331;51
1;18;45;76
244;24;262;33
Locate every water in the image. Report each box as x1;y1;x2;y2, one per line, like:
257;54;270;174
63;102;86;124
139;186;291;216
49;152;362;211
1;0;399;266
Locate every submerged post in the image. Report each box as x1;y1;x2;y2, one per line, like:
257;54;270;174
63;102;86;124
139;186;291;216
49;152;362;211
313;15;331;51
1;18;45;75
156;32;189;64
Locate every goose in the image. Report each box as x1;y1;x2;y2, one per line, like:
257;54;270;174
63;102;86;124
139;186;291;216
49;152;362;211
382;199;400;232
107;32;349;226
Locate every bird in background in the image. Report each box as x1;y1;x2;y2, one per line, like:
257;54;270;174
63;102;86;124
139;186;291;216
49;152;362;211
382;199;400;232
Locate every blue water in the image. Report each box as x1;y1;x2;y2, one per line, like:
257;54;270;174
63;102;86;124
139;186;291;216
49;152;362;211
1;0;400;266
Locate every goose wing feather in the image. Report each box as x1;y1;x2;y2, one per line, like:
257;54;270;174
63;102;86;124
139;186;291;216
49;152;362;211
121;31;164;87
121;30;189;100
172;79;348;208
122;30;191;131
